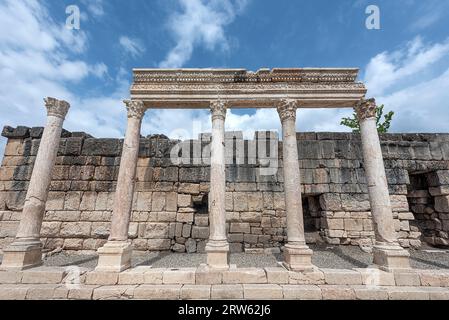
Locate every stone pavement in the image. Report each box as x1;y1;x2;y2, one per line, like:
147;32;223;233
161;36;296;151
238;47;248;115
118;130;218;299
1;263;449;300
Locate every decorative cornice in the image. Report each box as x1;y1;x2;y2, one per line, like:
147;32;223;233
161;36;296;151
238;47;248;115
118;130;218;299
276;99;298;122
124;100;146;119
355;98;377;121
210;100;228;120
44;97;70;119
133;68;360;84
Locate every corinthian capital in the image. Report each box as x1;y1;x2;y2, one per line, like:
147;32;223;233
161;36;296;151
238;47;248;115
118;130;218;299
210;100;228;120
124;100;146;119
276;99;298;122
44;97;70;119
355;98;377;121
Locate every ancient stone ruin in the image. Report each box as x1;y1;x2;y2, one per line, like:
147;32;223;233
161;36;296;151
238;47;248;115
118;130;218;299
1;68;448;274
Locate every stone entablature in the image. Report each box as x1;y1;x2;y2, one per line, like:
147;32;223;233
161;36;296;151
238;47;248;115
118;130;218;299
1;126;449;254
130;68;367;109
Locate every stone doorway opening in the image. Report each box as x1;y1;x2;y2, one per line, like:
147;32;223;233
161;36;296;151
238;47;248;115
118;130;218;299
406;172;445;247
302;195;323;244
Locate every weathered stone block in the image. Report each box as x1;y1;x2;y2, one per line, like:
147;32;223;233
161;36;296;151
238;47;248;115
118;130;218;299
282;285;322;300
134;284;181;300
211;284;243;299
222;268;267;284
181;285;211;300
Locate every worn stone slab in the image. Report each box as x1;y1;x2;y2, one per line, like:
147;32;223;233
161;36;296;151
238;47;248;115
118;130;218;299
118;266;154;285
133;284;182;300
68;285;98;300
320;285;356;300
423;287;449;300
85;272;118;285
181;285;211;300
418;270;449;287
288;269;325;285
394;272;421;286
222;268;267;284
387;287;429;300
0;284;29;300
163;268;196;284
352;286;389;300
21;267;68;284
355;268;396;286
25;284;62;300
264;267;289;284
195;265;223;285
0;270;23;284
211;284;244;299
92;285;136;300
243;284;283;300
322;269;363;285
143;268;165;284
282;285;322;300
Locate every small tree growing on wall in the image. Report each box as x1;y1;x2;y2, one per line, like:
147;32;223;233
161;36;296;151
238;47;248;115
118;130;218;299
340;104;394;133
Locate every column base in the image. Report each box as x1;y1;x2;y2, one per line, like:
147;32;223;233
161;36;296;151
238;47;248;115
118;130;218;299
95;241;132;273
282;243;314;272
0;240;43;270
205;240;230;270
373;243;411;272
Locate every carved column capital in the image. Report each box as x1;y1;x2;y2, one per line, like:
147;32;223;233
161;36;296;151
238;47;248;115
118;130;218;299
210;100;228;121
124;100;146;119
44;97;70;119
276;99;298;122
355;98;377;121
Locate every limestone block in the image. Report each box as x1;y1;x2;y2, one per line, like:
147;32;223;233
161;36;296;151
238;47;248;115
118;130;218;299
355;268;395;286
191;226;209;239
92;285;136;300
135;192;152;211
211;284;243;299
429;186;449;196
80;192;97;211
398;212;415;220
152;192;166;211
141;223;170;239
353;286;389;300
0;221;19;237
165;192;177;212
243;284;283;299
118;267;153;285
68;286;98;300
230;223;251;234
26;284;65;300
320;285;356;300
21;267;68;284
147;239;171;250
263;192;274;209
282;285;322;300
143;268;165;284
240;211;261;223
185;239;197;253
233;192;248;211
45;210;81;222
181;285;211;299
394;272;421;286
390;195;410;212
178;183;200;195
324;218;344;230
222;268;267;284
387;287;429;300
177;194;192;207
264;267;289;284
177;212;194;223
157;212;177;222
0;284;29;300
85;272;118;285
273;193;286;210
41;222;62;237
133;284;181;300
60;222;91;237
344;219;364;232
322;269;362;285
195;266;223;285
0;271;23;284
435;196;449;213
418;270;449;287
225;192;233;211
46;192;65;210
163;268;196;284
319;193;342;211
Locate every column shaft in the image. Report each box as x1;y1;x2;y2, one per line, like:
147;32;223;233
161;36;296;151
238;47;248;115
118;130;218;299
277;99;313;271
1;97;70;269
205;100;229;269
95;100;145;272
356;98;410;271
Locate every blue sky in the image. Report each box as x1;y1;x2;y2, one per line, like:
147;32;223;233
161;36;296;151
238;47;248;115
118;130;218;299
1;0;449;156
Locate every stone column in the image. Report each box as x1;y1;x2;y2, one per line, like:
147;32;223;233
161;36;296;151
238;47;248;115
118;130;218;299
1;98;70;270
277;99;314;271
205;100;230;269
95;100;146;272
356;98;410;271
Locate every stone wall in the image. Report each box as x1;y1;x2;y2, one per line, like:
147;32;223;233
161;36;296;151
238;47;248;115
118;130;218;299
1;126;449;254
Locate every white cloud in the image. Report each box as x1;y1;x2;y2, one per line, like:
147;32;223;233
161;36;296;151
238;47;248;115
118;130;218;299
159;0;249;68
364;37;449;132
0;0;126;160
81;0;105;18
119;36;145;58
